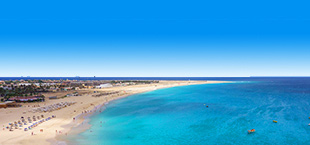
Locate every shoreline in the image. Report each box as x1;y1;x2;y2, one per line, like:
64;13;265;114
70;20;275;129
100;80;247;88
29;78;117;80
53;81;228;145
52;84;194;144
0;80;228;145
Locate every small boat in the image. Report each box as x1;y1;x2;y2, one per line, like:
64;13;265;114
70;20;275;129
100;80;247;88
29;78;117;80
273;120;277;123
248;129;255;134
308;123;310;126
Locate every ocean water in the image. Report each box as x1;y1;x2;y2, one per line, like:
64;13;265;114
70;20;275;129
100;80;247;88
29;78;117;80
67;79;310;145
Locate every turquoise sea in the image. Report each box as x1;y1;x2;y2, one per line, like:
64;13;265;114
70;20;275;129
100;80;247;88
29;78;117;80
67;79;310;145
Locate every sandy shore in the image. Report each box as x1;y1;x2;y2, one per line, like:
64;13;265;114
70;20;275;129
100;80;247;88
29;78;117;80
0;80;226;145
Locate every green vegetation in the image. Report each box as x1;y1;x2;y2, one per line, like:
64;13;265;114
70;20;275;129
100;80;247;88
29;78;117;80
0;84;46;102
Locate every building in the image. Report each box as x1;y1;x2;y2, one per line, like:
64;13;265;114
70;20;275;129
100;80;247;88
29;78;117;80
34;83;56;87
48;87;60;92
18;83;32;86
86;86;93;89
0;81;5;85
95;83;113;89
2;86;12;90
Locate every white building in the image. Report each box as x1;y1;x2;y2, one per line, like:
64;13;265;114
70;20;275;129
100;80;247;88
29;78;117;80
95;83;113;89
18;83;32;86
2;86;12;90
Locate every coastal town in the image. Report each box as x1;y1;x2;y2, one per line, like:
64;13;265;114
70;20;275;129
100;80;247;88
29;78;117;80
0;79;159;108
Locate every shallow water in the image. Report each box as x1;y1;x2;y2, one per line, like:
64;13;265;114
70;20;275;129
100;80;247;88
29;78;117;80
67;79;310;145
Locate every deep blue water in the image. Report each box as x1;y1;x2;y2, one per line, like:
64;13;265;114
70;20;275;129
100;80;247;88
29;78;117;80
65;78;310;145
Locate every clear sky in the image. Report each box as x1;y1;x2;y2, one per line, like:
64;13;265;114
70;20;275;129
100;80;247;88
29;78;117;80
0;0;310;77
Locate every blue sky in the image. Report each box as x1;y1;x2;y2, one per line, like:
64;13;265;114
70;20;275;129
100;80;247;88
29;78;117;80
0;0;310;77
